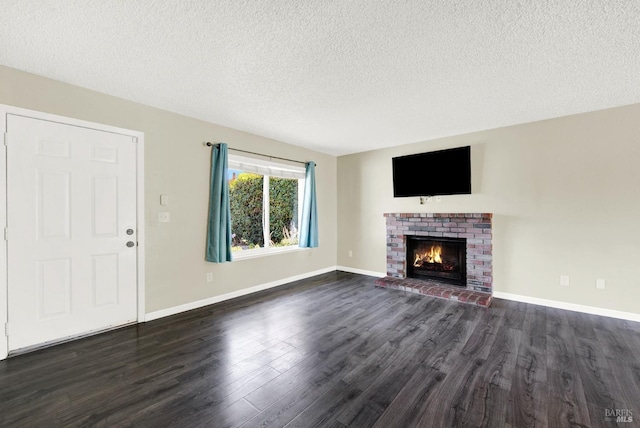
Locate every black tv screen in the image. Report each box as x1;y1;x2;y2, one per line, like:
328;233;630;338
392;146;471;197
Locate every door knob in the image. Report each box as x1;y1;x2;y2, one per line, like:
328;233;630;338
126;241;135;247
126;229;134;235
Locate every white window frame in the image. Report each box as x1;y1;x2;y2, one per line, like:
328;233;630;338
228;154;306;260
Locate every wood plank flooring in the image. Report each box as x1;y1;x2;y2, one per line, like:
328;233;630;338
1;271;639;427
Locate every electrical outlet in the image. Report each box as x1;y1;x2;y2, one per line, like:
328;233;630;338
435;196;442;203
158;212;171;223
596;279;605;289
560;275;570;286
206;272;213;283
348;250;353;257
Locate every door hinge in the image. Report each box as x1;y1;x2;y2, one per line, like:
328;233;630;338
132;136;138;144
3;227;6;241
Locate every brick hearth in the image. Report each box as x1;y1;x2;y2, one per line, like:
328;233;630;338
374;276;492;307
377;212;493;307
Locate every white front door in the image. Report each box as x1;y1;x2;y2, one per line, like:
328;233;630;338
6;114;138;351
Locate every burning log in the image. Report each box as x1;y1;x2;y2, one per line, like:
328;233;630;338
413;244;443;267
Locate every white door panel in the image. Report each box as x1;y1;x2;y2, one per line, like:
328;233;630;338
7;115;138;351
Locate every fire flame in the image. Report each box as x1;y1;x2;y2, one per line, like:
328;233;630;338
414;245;443;267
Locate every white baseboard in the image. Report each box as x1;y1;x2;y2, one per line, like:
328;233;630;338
144;266;337;322
336;266;386;278
493;291;640;323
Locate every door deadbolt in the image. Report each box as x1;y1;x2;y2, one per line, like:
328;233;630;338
126;229;134;235
126;241;135;247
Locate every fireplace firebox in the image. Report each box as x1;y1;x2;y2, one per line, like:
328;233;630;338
406;236;466;286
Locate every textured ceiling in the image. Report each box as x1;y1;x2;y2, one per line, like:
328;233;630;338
1;1;639;155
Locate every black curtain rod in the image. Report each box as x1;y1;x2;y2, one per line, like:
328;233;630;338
205;142;312;166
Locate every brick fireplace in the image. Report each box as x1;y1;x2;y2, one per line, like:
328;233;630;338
376;213;493;307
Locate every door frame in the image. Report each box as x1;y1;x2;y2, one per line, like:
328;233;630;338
0;104;146;360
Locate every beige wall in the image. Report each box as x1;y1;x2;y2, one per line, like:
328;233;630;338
3;64;638;317
338;104;640;314
0;65;338;313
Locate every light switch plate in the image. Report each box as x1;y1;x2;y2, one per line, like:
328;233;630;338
160;194;169;206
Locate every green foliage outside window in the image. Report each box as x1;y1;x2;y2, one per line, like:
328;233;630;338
229;173;264;247
269;177;298;245
229;172;298;250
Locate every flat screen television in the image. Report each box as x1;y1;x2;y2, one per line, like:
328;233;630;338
392;146;471;197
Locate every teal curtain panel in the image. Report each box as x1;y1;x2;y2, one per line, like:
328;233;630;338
206;143;233;262
299;161;319;248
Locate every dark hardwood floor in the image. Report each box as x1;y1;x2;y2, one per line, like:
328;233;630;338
1;271;639;427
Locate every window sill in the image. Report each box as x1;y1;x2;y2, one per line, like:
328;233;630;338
232;245;310;261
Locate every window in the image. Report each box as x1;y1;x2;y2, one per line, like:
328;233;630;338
228;155;305;257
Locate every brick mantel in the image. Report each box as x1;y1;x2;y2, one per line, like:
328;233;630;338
384;213;493;293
